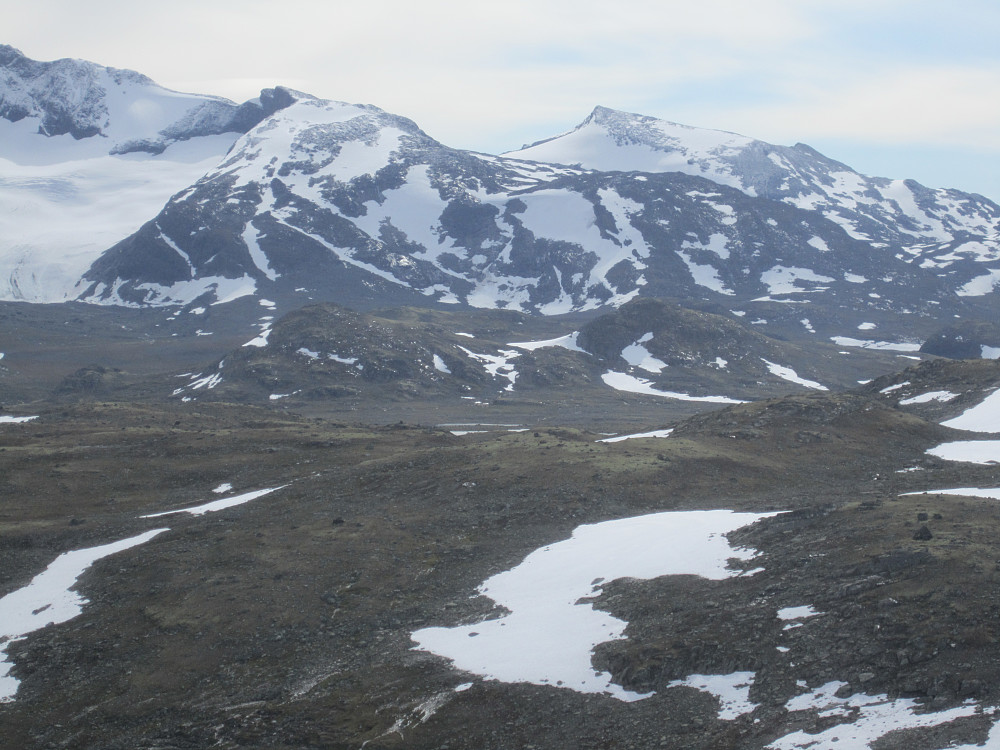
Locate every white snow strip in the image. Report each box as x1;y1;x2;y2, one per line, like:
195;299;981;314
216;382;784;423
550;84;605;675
458;346;520;391
412;510;775;701
761;266;834;296
328;353;358;365
212;483;233;494
622;334;668;374
0;529;168;701
508;333;584;352
879;382;910;394
433;354;451;374
140;486;286;518
958;269;1000;297
927;441;1000;464
762;360;828;391
898;391;958;405
243;223;277;281
243;325;271;348
983;346;1000;360
602;371;745;404
0;416;38;424
942;389;1000;432
901;486;1000;500
831;337;921;352
597;429;674;443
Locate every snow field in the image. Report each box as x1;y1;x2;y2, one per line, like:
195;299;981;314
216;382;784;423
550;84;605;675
927;441;1000;465
769;681;979;749
942;388;1000;432
412;510;775;702
597;428;674;443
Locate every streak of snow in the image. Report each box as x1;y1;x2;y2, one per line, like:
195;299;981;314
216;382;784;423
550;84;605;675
141;486;286;518
769;681;978;750
622;333;668;373
927;441;1000;464
902;486;1000;500
762;360;828;391
667;673;757;720
602;371;745;404
831;337;921;352
597;429;674;443
433;354;451;374
898;391;958;405
508;333;584;352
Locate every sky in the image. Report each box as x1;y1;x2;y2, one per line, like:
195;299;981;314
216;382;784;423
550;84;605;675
8;0;1000;200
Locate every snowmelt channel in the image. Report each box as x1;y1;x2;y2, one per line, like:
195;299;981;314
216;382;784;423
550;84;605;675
411;509;775;701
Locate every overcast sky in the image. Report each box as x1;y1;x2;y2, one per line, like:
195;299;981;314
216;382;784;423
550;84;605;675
9;0;1000;200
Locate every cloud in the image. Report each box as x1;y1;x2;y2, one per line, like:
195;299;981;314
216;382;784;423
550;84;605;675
717;64;1000;151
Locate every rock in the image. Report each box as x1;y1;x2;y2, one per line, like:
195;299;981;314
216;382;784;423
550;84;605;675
913;525;933;541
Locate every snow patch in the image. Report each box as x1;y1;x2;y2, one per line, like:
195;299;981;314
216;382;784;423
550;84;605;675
601;371;745;404
411;510;774;701
762;360;828;391
942;389;1000;432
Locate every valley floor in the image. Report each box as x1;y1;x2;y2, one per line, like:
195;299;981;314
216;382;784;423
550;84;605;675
2;390;1000;748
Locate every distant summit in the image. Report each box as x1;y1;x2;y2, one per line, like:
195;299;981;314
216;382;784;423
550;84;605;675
1;46;1000;359
0;44;296;155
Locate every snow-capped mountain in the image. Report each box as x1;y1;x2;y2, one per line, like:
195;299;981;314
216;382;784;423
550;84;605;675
0;45;295;301
4;47;1000;341
0;44;290;156
512;106;1000;268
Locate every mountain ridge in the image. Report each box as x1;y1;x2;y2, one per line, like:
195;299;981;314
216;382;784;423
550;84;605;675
2;47;1000;363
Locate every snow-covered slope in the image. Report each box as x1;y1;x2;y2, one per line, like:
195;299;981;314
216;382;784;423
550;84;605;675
0;137;239;301
0;44;283;158
79;93;937;320
76;92;1000;331
0;46;299;301
6;46;1000;333
510;106;1000;277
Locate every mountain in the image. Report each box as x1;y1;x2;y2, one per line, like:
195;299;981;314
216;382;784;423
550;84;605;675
12;47;1000;750
71;98;998;349
0;45;296;302
0;45;293;155
4;48;1000;355
513;106;1000;268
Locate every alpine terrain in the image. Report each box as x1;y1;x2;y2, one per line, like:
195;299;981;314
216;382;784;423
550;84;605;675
4;46;1000;750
